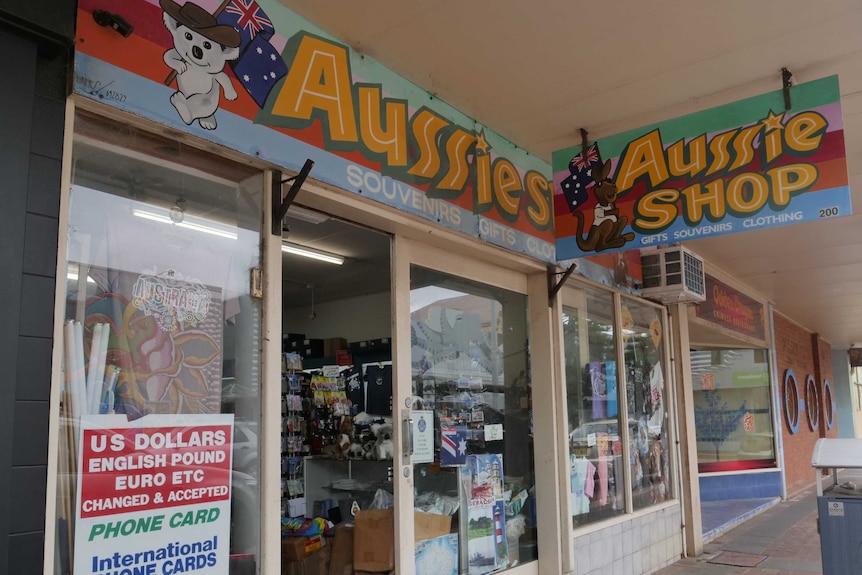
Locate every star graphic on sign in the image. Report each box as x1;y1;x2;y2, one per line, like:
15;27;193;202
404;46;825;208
761;110;785;132
457;438;467;455
475;130;491;155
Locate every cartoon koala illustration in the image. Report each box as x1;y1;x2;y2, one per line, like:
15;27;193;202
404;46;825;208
160;0;241;130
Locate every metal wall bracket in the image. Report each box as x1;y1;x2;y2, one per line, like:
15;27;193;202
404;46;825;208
271;159;315;236
782;67;793;111
548;263;577;306
580;128;590;159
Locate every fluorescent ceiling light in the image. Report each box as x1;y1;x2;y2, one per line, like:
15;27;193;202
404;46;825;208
132;209;238;240
287;206;329;224
281;241;344;265
67;263;96;284
67;273;96;284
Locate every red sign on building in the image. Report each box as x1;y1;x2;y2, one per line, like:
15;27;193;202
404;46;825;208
695;275;766;340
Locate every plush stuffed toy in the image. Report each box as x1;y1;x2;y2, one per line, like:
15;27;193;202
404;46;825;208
336;415;354;460
373;423;394;461
347;442;365;459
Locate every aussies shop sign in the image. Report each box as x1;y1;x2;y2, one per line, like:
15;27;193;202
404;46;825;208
73;0;555;262
553;76;851;259
75;414;234;575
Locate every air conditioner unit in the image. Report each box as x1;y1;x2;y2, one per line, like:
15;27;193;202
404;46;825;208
640;245;706;304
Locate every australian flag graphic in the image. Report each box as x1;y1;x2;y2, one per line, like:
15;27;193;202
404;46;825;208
440;425;467;466
561;143;603;214
217;0;288;107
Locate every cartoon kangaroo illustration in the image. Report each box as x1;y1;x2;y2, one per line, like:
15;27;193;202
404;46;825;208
570;159;635;253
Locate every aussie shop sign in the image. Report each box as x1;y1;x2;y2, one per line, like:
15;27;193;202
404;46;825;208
74;0;555;262
75;414;234;575
554;75;851;259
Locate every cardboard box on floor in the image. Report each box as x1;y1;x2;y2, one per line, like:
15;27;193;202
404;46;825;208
413;511;451;542
329;524;354;575
283;541;330;575
283;535;323;563
353;510;452;573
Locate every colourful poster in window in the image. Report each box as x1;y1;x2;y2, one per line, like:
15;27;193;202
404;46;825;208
461;454;508;574
82;268;225;418
74;414;234;575
554;76;851;258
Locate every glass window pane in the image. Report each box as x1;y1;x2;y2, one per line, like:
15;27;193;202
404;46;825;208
564;287;625;527
55;113;263;574
691;348;775;473
410;266;537;573
622;299;671;510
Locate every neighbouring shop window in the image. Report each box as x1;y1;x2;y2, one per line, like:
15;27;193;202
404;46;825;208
621;298;670;510
410;266;538;572
691;348;776;473
563;287;626;526
54;113;263;574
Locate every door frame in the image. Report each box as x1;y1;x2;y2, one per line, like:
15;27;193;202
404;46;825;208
391;236;563;575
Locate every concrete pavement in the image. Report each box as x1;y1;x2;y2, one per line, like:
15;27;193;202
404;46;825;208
651;470;862;575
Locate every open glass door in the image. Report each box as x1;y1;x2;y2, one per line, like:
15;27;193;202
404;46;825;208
406;255;538;575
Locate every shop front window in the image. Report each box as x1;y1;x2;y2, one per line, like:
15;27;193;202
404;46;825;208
621;298;671;510
54;113;263;574
562;286;672;527
691;348;776;473
563;287;625;526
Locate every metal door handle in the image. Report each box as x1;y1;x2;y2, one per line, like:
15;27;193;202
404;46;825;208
401;409;413;458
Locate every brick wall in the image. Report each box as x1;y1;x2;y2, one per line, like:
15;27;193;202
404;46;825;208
773;313;836;496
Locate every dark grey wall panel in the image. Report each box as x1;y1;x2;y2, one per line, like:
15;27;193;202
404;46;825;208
27;155;62;218
0;0;76;42
0;27;37;575
18;275;57;338
9;466;47;533
12;401;50;467
0;5;72;571
7;532;45;575
16;337;53;402
23;213;59;277
30;95;65;159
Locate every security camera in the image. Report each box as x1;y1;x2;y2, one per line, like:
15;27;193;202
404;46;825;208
93;10;134;38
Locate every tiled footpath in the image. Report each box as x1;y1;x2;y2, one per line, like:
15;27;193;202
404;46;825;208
650;471;862;575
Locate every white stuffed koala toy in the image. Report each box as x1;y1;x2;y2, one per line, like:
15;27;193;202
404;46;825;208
160;0;240;130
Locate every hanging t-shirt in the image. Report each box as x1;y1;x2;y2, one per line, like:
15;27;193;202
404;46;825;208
364;364;392;416
596;432;609;505
570;456;592;516
589;362;605;419
344;366;364;414
584;459;596;499
648;362;665;435
605;361;618;418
